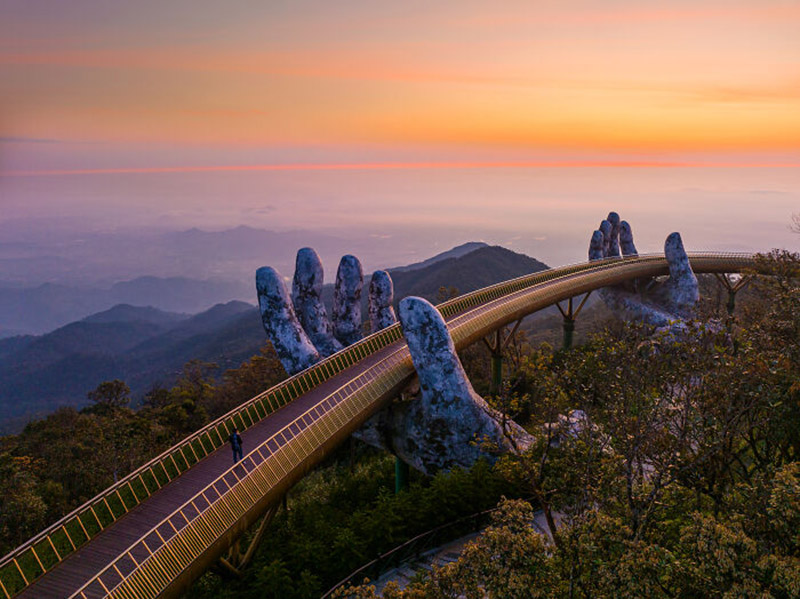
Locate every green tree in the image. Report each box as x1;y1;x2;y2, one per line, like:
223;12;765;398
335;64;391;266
86;379;130;412
0;454;48;554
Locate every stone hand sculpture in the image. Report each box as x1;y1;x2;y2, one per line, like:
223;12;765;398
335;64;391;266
257;250;532;474
589;212;699;328
257;250;365;376
355;297;533;474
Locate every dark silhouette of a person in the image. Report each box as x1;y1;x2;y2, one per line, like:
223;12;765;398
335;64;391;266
229;428;243;463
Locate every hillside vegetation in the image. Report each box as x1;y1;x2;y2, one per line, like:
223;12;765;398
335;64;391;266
337;251;800;599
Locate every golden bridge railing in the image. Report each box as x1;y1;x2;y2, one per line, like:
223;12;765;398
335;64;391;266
0;252;758;598
0;320;403;597
69;338;417;598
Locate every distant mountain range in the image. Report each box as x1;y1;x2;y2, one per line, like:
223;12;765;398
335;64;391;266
0;277;251;336
0;244;548;433
0;233;495;337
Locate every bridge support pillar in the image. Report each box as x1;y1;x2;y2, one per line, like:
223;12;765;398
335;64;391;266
562;318;575;350
482;320;523;396
556;293;591;350
219;502;280;577
490;330;503;395
395;457;409;493
715;273;751;318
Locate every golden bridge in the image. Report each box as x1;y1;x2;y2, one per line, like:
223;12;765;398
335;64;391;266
0;252;758;599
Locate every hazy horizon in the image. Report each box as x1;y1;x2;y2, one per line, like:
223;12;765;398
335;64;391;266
2;1;798;285
2;164;798;286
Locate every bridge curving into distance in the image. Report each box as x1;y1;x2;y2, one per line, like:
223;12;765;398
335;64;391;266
0;252;760;599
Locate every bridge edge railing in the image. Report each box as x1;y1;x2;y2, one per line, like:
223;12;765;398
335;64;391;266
0;326;411;596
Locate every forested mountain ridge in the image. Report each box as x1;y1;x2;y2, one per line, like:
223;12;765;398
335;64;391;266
0;301;258;433
387;245;548;300
0;244;547;432
0;277;251;336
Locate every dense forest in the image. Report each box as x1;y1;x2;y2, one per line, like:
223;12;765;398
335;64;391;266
0;251;797;599
337;251;800;598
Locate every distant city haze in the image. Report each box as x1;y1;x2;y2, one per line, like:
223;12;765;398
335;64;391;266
2;165;798;279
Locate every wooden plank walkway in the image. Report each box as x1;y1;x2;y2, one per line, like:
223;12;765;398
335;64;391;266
15;343;398;599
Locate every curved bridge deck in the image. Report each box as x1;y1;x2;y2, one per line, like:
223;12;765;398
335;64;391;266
0;253;759;599
15;339;405;599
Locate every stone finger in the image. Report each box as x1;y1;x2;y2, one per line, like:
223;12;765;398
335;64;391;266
589;230;605;261
607;212;621;257
256;266;320;375
333;254;364;346
663;232;699;312
599;219;612;256
368;270;397;332
619;220;638;256
292;247;342;356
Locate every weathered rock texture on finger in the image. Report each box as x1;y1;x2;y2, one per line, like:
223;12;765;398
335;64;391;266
256;266;320;375
333;255;364;346
292;247;342;357
368;269;397;332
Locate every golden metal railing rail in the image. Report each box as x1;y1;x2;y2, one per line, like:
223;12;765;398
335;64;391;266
0;252;759;598
0;319;403;598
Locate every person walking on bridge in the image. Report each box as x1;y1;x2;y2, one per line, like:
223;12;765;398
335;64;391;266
229;428;243;463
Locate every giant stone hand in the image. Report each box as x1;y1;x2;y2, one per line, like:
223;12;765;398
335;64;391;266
257;250;365;376
590;212;699;328
256;249;532;474
356;297;533;474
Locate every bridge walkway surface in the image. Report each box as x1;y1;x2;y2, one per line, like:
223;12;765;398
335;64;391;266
15;339;404;599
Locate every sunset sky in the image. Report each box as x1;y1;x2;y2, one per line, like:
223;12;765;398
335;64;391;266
1;0;798;268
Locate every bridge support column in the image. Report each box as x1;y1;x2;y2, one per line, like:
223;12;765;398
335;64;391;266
219;502;280;577
482;320;524;396
714;273;751;317
395;458;410;493
556;293;591;350
490;329;503;395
